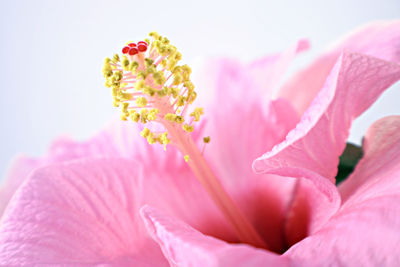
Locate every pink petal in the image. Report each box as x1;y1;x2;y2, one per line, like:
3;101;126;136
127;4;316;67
278;20;400;115
253;53;400;185
194;39;309;108
141;205;288;267
0;156;41;216
285;116;400;266
339;116;400;204
204;98;300;252
284;177;339;245
0;131;122;217
0;158;167;266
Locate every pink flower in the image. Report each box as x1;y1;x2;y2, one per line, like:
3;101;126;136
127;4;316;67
1;21;400;266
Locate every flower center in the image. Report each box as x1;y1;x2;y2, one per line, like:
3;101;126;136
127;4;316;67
102;32;268;249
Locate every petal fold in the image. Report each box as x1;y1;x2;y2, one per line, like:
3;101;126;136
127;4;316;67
141;205;288;267
286;116;400;266
278;20;400;114
253;52;400;184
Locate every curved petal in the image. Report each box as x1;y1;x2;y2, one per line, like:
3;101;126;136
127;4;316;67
141;205;288;267
285;116;400;266
0;158;168;266
0;156;42;215
193;39;309;108
253;53;400;184
339;115;400;204
278;20;400;114
204;98;300;252
0;131;123;217
284;177;340;246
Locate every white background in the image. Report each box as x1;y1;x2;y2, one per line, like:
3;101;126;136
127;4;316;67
0;0;399;177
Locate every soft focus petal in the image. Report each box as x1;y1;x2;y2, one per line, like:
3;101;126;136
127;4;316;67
204;98;300;251
253;52;400;184
0;131;122;216
278;20;400;114
141;205;288;267
0;156;42;215
196;43;307;251
0;158;167;266
194;39;309;108
285;116;400;266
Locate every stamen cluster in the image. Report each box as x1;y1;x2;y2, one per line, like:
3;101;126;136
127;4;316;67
102;32;205;148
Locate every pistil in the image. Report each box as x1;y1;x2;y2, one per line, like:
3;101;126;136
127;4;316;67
102;32;268;249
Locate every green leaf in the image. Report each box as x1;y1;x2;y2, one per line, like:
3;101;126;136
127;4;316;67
336;142;363;185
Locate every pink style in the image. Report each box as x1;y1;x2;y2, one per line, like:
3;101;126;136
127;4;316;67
0;20;400;266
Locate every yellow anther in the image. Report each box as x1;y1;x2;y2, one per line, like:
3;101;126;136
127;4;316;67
147;133;157;144
172;65;182;74
145;58;154;68
137;71;147;80
103;32;208;150
136;97;148;107
175;115;184;124
143;86;156;96
105;80;112;88
182;65;191;73
135;80;145;91
130;111;140;122
129;61;139;72
157;87;168;97
190;107;204;121
113;71;123;81
112;54;120;63
169;87;180;98
146;65;156;74
140;128;151;138
119;92;133;101
147;108;159;121
140;109;148;123
153;71;165;85
102;63;113;78
161;37;170;44
203;136;211;143
158;132;170;145
182;124;194;132
122;57;130;71
188;91;197;103
182;65;191;81
184;155;189;162
149;31;160;39
174;52;182;61
176;96;185;107
168;59;177;70
120;113;128;121
164;113;177;122
113;100;120;107
184;81;194;91
173;73;183;85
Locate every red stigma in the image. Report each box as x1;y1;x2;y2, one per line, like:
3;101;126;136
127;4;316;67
128;43;137;47
138;44;147;52
122;46;130;54
137;41;148;52
128;47;139;55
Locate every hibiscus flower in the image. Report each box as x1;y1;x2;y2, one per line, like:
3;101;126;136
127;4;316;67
0;21;399;266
